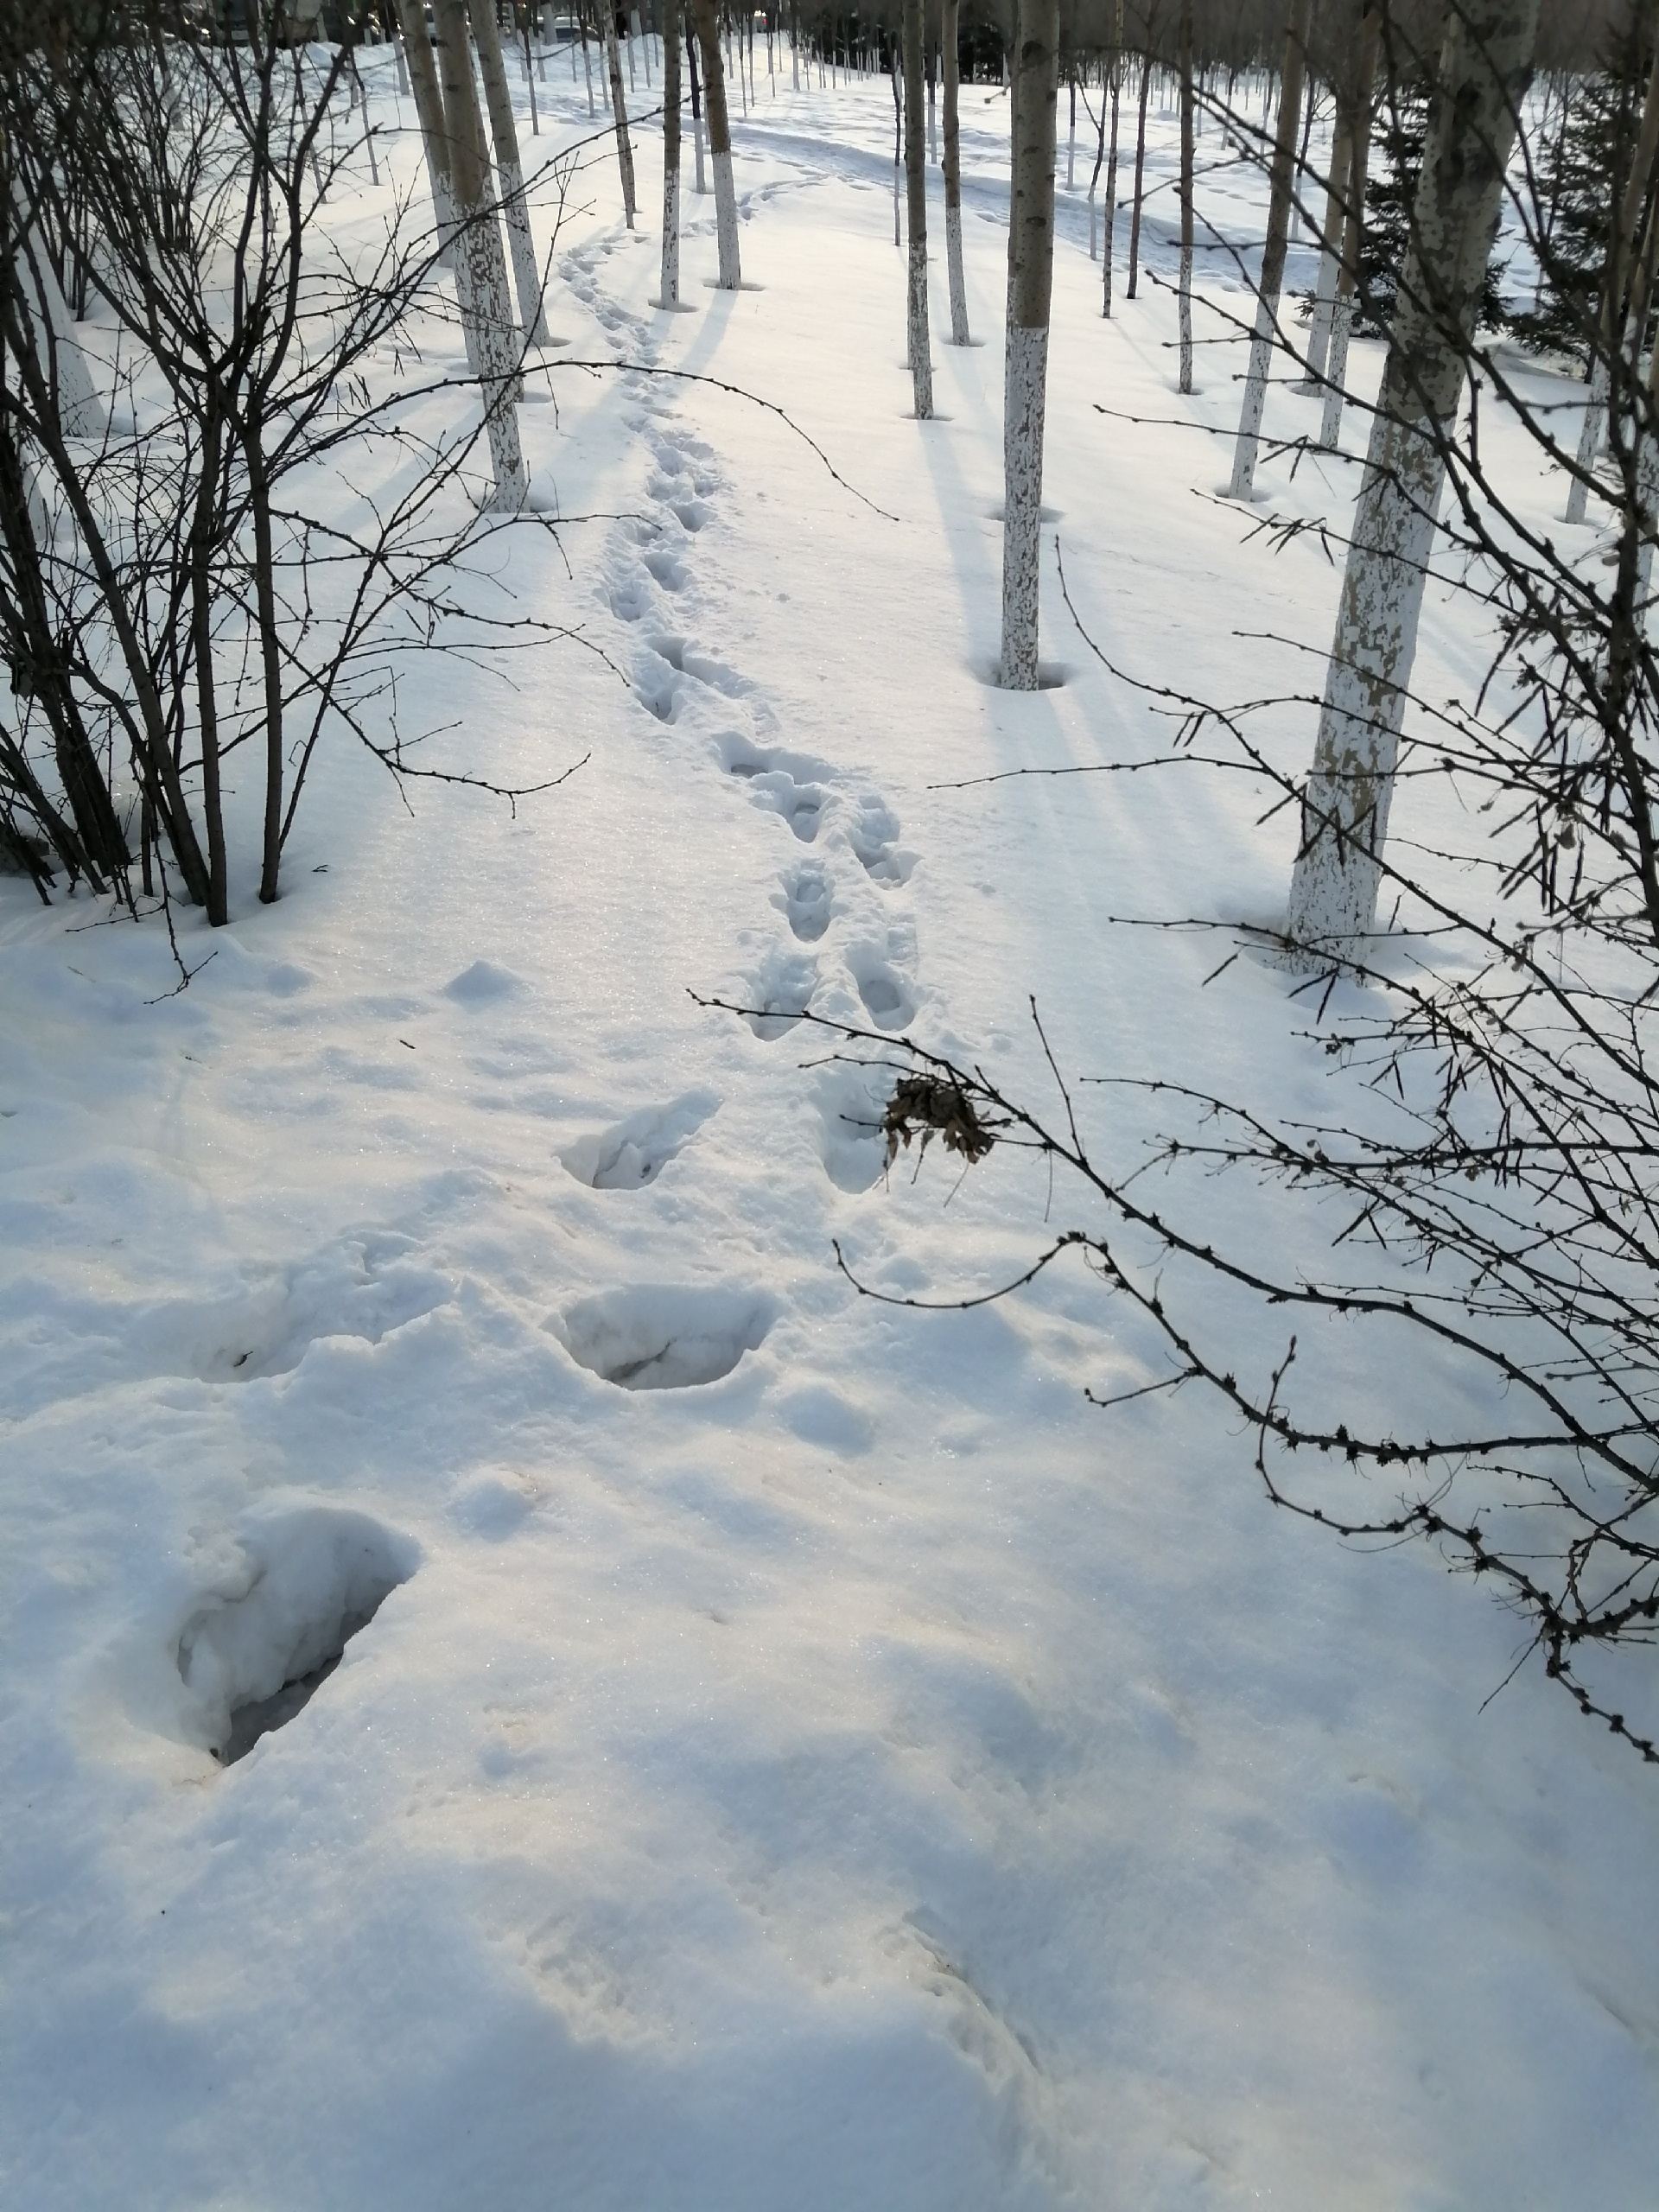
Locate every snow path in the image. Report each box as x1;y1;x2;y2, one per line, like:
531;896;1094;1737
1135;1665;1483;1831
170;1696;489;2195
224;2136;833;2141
1;56;1656;2212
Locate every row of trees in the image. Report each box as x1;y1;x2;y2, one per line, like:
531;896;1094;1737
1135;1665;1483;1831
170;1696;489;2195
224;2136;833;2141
824;0;1659;1755
0;0;587;921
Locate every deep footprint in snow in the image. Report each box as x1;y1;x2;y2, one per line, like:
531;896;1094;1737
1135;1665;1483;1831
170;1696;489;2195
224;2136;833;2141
632;651;683;723
175;1508;417;1765
559;1090;718;1190
753;772;826;842
849;797;915;886
643;548;689;591
741;947;818;1039
848;947;917;1031
552;1283;779;1390
778;863;833;943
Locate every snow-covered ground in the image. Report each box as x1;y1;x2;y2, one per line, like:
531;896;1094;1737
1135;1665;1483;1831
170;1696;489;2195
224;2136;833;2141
3;47;1656;2212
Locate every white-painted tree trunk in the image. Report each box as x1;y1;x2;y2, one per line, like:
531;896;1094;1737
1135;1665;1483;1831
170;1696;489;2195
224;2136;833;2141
942;0;969;340
1229;0;1312;500
1177;0;1193;391
660;22;681;306
1313;9;1379;450
1002;324;1049;685
1101;10;1122;315
903;0;933;416
891;48;903;249
1287;0;1541;956
605;14;638;226
1001;0;1058;689
467;0;551;345
1567;48;1659;524
1318;294;1356;448
693;0;739;280
1298;81;1355;392
432;0;527;511
392;0;459;274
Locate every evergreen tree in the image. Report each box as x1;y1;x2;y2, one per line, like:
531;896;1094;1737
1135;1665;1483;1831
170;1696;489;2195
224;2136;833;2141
1508;35;1656;366
1357;81;1509;337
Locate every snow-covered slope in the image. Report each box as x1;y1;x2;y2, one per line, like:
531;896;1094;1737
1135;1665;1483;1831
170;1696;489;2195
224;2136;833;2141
2;52;1655;2212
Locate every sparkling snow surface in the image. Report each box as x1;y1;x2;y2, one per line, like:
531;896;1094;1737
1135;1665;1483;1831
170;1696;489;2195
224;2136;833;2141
2;49;1656;2212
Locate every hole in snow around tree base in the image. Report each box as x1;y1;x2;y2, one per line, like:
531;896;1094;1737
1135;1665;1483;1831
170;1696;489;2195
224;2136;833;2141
175;1508;417;1767
971;658;1071;693
550;1283;779;1390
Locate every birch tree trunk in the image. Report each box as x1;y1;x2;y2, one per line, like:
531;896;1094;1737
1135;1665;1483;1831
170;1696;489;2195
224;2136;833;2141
1565;48;1659;526
1228;0;1311;499
1177;0;1193;390
890;41;903;250
1287;0;1541;956
1317;3;1380;451
942;0;969;341
660;12;681;304
1001;0;1058;690
579;4;596;114
1102;2;1122;315
433;0;528;510
393;0;460;274
1298;26;1361;393
605;7;638;226
1126;41;1151;297
467;0;552;343
691;0;740;282
687;10;708;191
903;0;933;413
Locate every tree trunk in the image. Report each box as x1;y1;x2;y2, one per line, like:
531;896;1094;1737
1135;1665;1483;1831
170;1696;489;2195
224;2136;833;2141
604;7;638;226
189;410;228;927
1566;46;1659;526
942;0;969;341
1102;1;1122;315
433;0;528;509
890;40;903;249
1228;0;1312;499
579;3;596;113
1001;0;1058;690
1299;28;1361;392
392;0;460;275
467;0;551;343
1177;0;1193;391
1287;0;1542;957
1292;53;1316;238
1126;41;1151;297
9;212;105;441
661;12;681;304
687;9;707;190
927;36;937;162
246;424;286;906
903;0;933;412
1317;3;1380;451
691;0;740;282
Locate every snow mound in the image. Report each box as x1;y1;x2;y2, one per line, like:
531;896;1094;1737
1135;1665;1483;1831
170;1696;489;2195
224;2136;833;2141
442;959;522;1005
552;1283;779;1389
175;1507;417;1764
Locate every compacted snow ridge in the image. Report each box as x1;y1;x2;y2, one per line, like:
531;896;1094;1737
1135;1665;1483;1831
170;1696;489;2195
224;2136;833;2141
3;54;1656;2212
